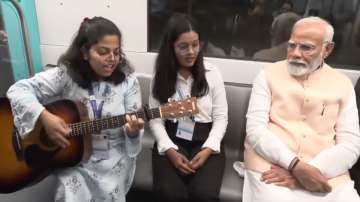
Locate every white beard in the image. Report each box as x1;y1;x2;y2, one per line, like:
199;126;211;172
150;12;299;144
287;55;323;77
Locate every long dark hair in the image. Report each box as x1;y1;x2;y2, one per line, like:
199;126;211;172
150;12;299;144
58;16;133;89
152;13;209;103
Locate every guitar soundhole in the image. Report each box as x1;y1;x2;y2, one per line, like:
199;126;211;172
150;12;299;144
39;130;58;148
24;145;57;168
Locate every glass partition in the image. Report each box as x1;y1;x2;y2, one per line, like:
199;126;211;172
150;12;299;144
0;0;42;96
0;2;13;96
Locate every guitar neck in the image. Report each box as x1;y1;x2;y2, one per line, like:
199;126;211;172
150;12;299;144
69;107;161;136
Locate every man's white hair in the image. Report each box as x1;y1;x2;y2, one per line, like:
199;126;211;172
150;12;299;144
292;16;334;42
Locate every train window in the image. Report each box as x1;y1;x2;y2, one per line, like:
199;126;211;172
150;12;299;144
148;0;360;69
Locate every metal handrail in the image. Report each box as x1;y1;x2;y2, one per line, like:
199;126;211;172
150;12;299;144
9;0;34;77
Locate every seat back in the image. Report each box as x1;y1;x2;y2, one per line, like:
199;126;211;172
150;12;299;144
223;83;251;161
220;83;252;202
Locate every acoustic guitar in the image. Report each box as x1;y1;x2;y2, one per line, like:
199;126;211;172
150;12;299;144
0;97;198;193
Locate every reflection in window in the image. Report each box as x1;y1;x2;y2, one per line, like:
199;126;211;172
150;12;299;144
149;0;360;69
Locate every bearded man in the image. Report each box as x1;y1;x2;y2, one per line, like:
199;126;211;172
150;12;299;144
243;16;360;202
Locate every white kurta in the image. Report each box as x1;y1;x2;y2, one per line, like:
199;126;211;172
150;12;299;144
244;70;360;202
7;66;143;202
244;169;360;202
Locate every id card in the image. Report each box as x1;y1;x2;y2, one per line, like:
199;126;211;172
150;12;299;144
176;119;195;141
92;134;110;160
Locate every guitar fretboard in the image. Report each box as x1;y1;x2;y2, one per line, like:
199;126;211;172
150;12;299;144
68;107;161;136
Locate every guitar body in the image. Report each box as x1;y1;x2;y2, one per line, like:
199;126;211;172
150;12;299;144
0;96;198;193
0;98;91;193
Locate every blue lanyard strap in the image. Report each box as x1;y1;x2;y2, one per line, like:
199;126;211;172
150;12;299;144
88;87;104;119
176;87;195;122
176;87;187;100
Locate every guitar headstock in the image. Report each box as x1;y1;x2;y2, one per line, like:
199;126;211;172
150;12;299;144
160;97;199;119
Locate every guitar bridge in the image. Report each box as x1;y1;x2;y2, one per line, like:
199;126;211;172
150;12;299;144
12;126;23;160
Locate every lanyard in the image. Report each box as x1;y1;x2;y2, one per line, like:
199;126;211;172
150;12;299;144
88;87;104;119
176;86;195;122
177;88;185;100
176;85;189;100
